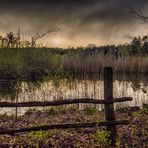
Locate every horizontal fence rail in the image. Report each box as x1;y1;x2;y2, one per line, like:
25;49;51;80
0;120;130;135
0;97;133;108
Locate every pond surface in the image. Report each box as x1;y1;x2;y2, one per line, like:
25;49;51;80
0;74;148;115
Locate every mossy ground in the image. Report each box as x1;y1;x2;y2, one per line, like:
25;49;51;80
0;105;147;147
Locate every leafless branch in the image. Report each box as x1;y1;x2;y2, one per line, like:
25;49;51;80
122;0;148;22
31;26;60;47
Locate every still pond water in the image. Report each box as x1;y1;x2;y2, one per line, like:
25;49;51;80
0;74;148;115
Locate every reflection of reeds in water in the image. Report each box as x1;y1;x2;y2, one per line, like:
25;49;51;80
0;79;148;115
17;80;148;107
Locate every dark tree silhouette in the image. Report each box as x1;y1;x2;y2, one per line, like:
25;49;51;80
141;36;148;55
131;36;142;55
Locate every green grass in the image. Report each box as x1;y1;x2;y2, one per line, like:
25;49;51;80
84;107;97;115
138;104;148;114
47;107;57;115
0;48;64;79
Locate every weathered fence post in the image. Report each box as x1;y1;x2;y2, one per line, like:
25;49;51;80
104;67;116;146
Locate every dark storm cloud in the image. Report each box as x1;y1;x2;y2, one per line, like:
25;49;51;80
0;0;148;47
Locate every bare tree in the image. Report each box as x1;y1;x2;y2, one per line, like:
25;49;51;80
0;26;60;48
31;26;60;47
122;0;148;22
6;30;21;48
6;32;15;47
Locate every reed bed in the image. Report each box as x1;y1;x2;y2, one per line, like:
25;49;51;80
0;48;148;81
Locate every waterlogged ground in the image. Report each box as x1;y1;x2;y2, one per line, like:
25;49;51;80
0;105;147;147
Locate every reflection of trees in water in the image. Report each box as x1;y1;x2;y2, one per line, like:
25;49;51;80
131;81;142;92
0;73;147;101
129;75;147;93
114;73;148;93
131;81;147;93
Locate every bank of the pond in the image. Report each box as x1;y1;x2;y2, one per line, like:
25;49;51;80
0;104;147;147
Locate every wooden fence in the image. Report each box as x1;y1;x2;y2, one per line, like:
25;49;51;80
0;67;133;146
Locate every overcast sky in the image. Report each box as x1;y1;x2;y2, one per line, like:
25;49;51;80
0;0;148;47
